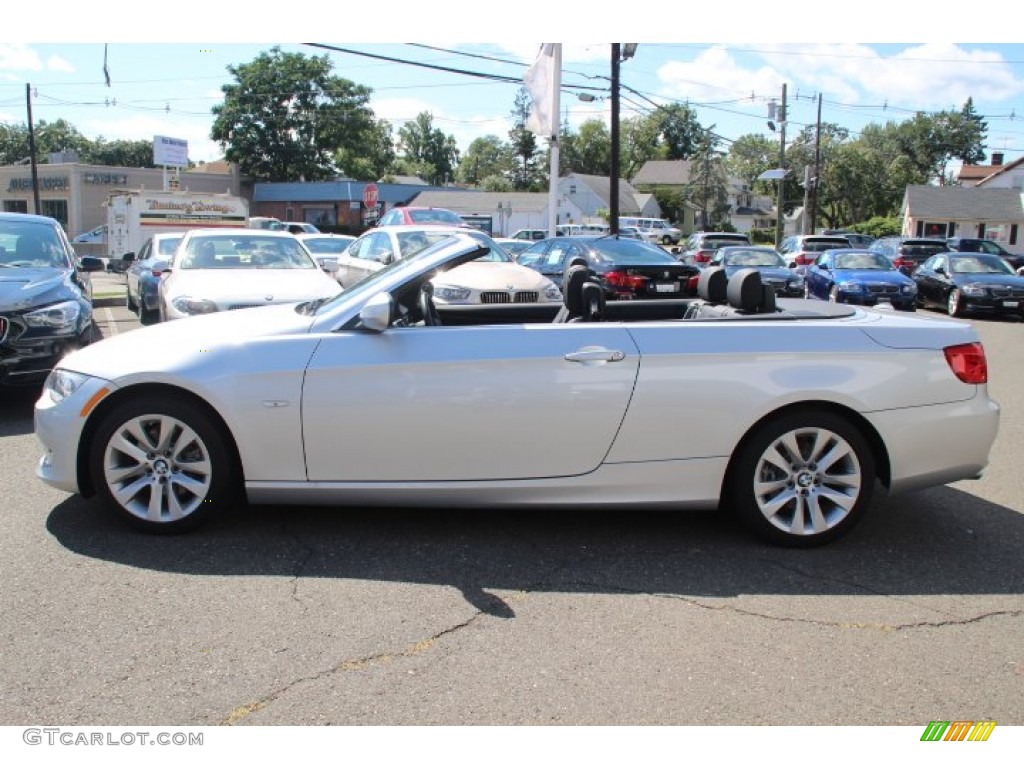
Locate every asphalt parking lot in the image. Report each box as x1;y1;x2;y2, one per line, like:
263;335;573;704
1;272;1021;730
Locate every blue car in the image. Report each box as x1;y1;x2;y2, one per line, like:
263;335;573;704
805;249;917;311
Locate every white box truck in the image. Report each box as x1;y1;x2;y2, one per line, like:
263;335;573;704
105;189;249;264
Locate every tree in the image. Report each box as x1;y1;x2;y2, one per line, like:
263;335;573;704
210;47;377;181
725;133;778;194
335;119;395;181
687;132;729;229
86;138;157;168
508;88;544;191
655;104;705;160
396;112;460;186
457;135;513;186
619;114;664;180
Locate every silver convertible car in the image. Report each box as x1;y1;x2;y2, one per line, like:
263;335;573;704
35;234;1000;546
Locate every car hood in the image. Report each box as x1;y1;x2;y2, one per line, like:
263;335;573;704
57;302;317;383
434;261;555;291
0;268;82;311
163;268;340;304
833;269;913;284
951;272;1024;288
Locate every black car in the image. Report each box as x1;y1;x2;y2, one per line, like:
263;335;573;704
945;237;1024;272
0;213;104;387
707;246;805;297
913;252;1024;318
516;236;700;298
870;236;949;276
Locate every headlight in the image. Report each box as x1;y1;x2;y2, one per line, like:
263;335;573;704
788;276;805;288
544;284;563;300
24;301;81;331
433;285;471;302
838;281;863;292
43;368;90;403
961;283;987;296
171;297;219;314
900;283;916;294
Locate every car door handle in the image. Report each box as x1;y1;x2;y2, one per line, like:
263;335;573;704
564;347;626;364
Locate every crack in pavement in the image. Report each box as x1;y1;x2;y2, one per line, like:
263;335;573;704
220;606;490;725
542;578;1024;632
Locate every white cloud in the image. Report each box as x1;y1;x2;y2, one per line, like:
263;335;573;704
0;43;43;72
45;55;75;73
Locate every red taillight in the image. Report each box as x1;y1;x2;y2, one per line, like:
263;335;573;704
151;270;162;277
693;250;713;263
794;252;813;266
605;271;648;290
944;342;988;384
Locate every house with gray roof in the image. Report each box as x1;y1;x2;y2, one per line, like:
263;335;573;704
902;185;1024;254
558;173;660;222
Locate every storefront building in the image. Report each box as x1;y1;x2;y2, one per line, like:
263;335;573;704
0;162;243;240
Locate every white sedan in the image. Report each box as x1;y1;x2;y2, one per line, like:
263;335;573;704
335;225;562;304
157;229;340;321
35;235;999;546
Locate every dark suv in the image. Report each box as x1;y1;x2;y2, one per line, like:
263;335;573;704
870;236;949;276
0;213;104;387
946;237;1024;272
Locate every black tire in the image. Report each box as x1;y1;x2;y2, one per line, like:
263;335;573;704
125;289;137;313
89;395;238;533
727;410;876;547
947;288;962;317
139;306;159;325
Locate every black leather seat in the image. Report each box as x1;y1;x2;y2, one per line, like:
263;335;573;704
554;264;591;322
725;268;777;314
687;266;731;318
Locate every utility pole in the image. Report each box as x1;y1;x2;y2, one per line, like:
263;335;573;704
26;83;41;215
610;44;621;235
809;92;822;235
774;83;787;248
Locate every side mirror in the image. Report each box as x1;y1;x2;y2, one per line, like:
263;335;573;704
357;292;394;332
788;261;797;269
934;266;945;275
319;257;338;273
380;251;394;265
122;252;136;262
77;256;104;272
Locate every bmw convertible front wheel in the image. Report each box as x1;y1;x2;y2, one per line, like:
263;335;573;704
729;411;876;547
90;396;238;533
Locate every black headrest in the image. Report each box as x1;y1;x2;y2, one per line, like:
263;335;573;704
697;266;728;303
726;268;763;313
581;281;605;321
562;264;590;317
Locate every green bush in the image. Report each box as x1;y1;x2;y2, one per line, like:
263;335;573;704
748;228;776;245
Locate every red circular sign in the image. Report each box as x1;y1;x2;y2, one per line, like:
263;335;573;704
362;183;379;208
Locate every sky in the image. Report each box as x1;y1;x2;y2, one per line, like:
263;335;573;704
3;3;1024;173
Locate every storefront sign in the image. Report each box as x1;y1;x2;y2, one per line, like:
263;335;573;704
84;172;129;185
7;176;69;192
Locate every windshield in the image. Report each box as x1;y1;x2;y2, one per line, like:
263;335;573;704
303;237;354;254
949;255;1014;274
585;238;676;264
702;237;749;249
721;249;785;267
407;209;463;225
0;220;69;269
156;237;183;256
396;229;510;262
834;252;895;270
178;235;316;269
803;239;849;252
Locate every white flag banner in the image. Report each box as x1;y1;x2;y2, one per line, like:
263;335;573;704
524;44;559;137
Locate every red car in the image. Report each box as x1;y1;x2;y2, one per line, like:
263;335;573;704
377;206;466;227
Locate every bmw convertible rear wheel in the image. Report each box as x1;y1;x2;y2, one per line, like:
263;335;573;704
729;411;876;547
90;396;237;533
